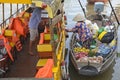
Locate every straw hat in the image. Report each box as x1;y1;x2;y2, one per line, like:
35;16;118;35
73;13;86;22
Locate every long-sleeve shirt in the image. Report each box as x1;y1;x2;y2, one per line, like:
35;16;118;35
72;22;92;42
29;7;42;29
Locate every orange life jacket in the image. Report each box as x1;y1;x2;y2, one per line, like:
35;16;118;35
44;26;49;33
18;11;31;35
15;40;22;51
0;35;14;61
39;33;44;44
35;59;53;78
8;17;26;37
11;31;22;51
2;29;22;52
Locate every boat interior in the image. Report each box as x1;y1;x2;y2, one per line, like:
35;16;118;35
0;0;66;79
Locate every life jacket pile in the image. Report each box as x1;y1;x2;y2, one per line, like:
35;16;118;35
15;40;22;51
18;11;31;36
8;17;25;37
0;11;30;61
8;11;31;39
0;35;14;61
2;29;22;52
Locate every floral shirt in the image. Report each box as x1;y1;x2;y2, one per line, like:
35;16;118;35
72;22;92;42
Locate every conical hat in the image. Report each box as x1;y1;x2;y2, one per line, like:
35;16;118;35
73;13;86;22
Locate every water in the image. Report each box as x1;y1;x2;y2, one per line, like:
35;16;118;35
64;0;120;80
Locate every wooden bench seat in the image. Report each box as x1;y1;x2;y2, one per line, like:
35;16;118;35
36;59;48;70
44;33;51;43
37;44;53;58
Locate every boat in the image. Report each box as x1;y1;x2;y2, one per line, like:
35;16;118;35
0;0;69;80
69;1;118;76
87;0;108;4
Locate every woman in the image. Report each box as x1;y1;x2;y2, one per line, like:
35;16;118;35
66;13;92;48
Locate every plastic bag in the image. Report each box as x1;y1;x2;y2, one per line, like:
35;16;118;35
100;32;114;43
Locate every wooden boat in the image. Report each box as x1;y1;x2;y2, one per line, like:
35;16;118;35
69;2;118;76
0;0;68;80
87;0;108;4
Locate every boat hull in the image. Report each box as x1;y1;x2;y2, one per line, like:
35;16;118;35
70;43;116;76
87;0;108;4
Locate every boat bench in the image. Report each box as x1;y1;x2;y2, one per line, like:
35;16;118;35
39;33;51;44
36;59;48;70
2;30;18;60
37;44;53;58
44;33;51;43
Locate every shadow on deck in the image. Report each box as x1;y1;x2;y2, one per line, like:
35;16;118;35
4;37;39;78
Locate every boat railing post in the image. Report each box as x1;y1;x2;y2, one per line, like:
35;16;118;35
22;4;25;11
10;4;12;18
25;4;29;9
16;4;19;16
2;3;4;28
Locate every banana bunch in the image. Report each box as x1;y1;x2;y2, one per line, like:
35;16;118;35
73;47;90;54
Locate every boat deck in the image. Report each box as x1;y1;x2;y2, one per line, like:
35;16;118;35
4;37;39;78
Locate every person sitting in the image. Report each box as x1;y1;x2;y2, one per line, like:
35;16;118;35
66;13;93;49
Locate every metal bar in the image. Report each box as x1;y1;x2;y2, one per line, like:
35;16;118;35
0;0;32;4
10;4;12;17
78;0;86;17
108;0;120;25
22;4;24;10
17;4;18;16
2;3;4;28
0;7;24;27
26;4;29;8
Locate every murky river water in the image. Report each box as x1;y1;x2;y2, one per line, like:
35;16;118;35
64;0;120;80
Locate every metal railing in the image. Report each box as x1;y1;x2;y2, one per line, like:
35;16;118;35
0;4;29;29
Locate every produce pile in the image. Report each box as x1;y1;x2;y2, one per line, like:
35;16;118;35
73;46;103;64
73;38;116;64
